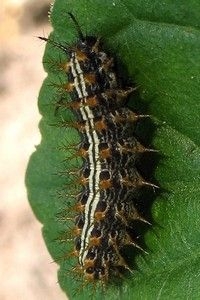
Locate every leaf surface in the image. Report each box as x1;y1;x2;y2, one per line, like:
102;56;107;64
26;1;200;299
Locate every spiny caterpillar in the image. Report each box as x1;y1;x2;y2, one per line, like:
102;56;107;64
39;12;158;287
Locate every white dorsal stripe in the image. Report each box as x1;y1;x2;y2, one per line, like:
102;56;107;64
70;53;101;265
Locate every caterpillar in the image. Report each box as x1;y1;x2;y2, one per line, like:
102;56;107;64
39;12;157;286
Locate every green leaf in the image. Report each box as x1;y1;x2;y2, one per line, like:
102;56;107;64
26;1;200;299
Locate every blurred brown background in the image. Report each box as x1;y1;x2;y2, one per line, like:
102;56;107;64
0;1;66;299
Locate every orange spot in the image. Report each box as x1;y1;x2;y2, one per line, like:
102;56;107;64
84;73;96;85
74;202;85;212
59;62;70;72
77;147;88;158
100;148;111;159
63;82;74;92
72;249;79;257
74;122;86;131
94;119;107;131
78;175;89;186
89;236;101;246
94;211;106;221
99;179;112;190
73;226;82;236
85;96;98;107
70;101;81;110
75;49;88;62
83;259;95;269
